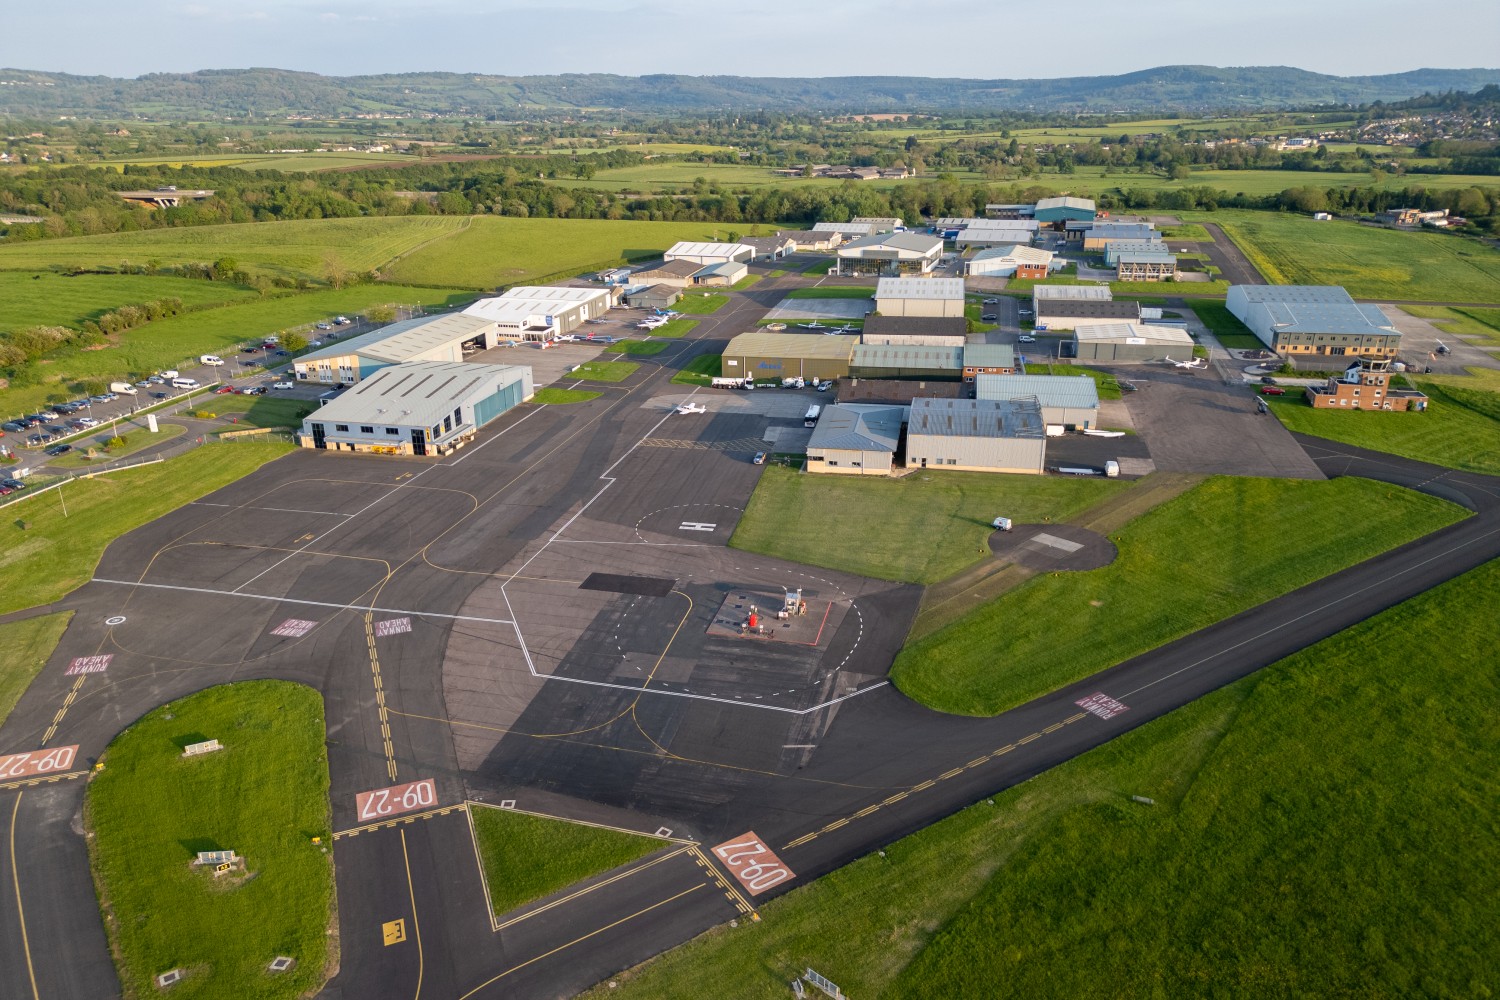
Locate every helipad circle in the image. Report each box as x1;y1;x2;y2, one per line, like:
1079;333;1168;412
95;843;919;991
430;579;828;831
105;615;127;625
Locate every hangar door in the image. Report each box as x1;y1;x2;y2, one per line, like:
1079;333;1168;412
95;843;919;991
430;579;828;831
473;380;526;428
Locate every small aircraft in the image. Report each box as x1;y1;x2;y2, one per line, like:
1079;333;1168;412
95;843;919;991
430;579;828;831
1164;356;1207;369
798;320;827;330
675;401;707;415
830;323;857;334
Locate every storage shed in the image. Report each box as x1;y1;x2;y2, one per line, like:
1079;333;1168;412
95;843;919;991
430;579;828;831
905;397;1046;474
874;276;965;317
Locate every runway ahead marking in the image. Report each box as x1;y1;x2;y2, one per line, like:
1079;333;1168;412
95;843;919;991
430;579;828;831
781;710;1092;851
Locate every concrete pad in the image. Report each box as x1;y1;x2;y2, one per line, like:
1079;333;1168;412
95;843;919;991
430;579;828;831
990;523;1116;570
764;298;871;321
1378;304;1500;375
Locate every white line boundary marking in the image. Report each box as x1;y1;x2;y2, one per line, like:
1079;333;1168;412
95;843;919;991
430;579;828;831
91;578;517;626
191;501;358;517
1119;522;1500;701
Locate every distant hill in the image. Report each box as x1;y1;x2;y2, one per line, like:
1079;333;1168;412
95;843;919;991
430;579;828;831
1;65;1498;117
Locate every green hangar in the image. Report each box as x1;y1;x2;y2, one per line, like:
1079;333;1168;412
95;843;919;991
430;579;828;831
722;332;859;382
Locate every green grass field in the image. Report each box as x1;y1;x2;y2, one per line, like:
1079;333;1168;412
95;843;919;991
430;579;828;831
591;556;1500;1000
1199;209;1500;302
674;293;729;314
88;681;332;1000
0;272;260;333
670;354;720;385
783;286;875;299
470;807;664;918
1399;305;1500;346
0;285;470;417
1268;383;1500;475
1190;301;1267;349
568;361;638;382
0;216;469;283
532;388;602;404
1158;223;1213;241
892;475;1465;715
604;340;669;356
49;423;187;467
191;394;315;428
382;217;736;289
647;319;699;338
731;275;762;291
65;151;415;173
0;441;293;614
0;612;72;728
731;468;1127;584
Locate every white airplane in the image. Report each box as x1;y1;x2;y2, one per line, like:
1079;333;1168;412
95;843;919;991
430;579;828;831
675;401;707;414
798;320;827;330
1164;356;1207;369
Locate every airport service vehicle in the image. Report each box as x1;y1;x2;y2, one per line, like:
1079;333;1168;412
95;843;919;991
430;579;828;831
160;370;179;380
991;516;1013;531
804;404;821;427
109;382;138;395
200;355;225;366
711;377;748;389
1056;461;1120;478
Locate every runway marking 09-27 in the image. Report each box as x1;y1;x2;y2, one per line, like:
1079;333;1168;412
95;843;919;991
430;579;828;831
269;618;319;638
1075;692;1130;719
711;832;794;896
0;746;78;782
356;779;437;822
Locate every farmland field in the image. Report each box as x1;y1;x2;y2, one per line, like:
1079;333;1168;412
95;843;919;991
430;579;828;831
590;557;1500;1000
72;151;415;172
382;217;744;288
1;285;470;416
1195;210;1500;302
0;216;470;282
0;272;260;333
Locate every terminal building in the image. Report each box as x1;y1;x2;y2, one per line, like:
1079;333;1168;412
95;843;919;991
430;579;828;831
1225;285;1402;360
297;361;533;456
833;233;944;276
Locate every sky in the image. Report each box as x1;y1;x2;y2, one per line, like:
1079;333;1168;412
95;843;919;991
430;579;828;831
8;0;1499;79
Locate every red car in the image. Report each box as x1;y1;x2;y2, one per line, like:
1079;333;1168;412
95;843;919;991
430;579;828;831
216;385;238;394
1259;386;1286;395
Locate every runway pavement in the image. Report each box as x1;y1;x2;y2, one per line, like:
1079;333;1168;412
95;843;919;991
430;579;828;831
3;287;1499;1000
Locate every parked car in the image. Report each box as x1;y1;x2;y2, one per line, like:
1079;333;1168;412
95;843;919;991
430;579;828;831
983;297;998;304
753;451;767;465
36;409;59;420
1017;335;1037;343
75;416;100;427
135;380;152;388
1;479;25;490
44;444;72;456
333;315;350;325
1260;375;1278;385
981;313;997;322
272;381;295;390
215;385;238;394
45;425;68;435
152;392;170;400
274;350;289;356
147;375;165;384
316;322;332;330
1260;386;1286;395
1;422;23;433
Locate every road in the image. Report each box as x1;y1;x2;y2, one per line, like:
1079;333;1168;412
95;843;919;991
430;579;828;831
3;277;1499;1000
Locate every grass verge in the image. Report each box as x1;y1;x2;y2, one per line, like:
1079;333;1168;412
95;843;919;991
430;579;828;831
87;681;333;1000
647;318;699;338
0;440;293;614
0;612;72;728
604;340;669;356
48;423;188;467
191;394;315;428
670;354;721;386
568;361;638;383
674;293;729;314
730;275;763;291
1158;223;1213;241
470;807;664;918
1267;383;1500;475
1190;301;1266;349
731;468;1128;584
532;388;602;404
892;476;1465;715
590;557;1500;999
783;287;875;299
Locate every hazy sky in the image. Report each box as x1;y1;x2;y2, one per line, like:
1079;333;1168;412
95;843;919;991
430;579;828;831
10;0;1499;79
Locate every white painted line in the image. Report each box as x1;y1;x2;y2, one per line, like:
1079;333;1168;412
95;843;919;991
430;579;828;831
1120;522;1500;702
90;578;517;626
232;468;435;593
191;502;358;517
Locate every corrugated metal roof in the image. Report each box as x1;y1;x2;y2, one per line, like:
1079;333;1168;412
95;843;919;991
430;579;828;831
1073;323;1196;346
807;404;903;452
907;397;1044;439
502;286;612;303
972;245;1054;264
813;222;874;234
1085;223;1157;240
876;276;965;300
852;344;963;369
1036;196;1096;212
1033;285;1113;301
310;361;529;429
962;344;1017;368
695;260;748;277
956;229;1035;244
725;331;860;360
862;316;967;338
1117;251;1179;264
974;373;1100;408
966;218;1041;230
299;313;495;365
841;232;943;255
1037;300;1140;319
665;241;752;258
1230;285;1397;336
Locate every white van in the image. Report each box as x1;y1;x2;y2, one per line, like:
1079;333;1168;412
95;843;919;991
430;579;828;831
171;377;200;389
109;381;138;395
160;370;179;380
200;355;224;366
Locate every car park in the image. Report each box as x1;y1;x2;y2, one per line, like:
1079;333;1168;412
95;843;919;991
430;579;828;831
272;381;295;390
1260;385;1286;395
